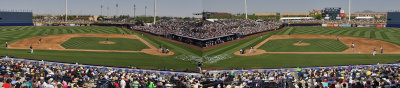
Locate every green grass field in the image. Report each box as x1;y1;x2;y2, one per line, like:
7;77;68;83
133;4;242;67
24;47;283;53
259;39;348;52
1;26;400;70
61;37;149;51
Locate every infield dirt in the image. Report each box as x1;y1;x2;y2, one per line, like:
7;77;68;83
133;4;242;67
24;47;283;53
8;34;174;56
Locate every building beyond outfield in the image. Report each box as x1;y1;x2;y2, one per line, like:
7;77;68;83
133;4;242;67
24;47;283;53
0;11;33;26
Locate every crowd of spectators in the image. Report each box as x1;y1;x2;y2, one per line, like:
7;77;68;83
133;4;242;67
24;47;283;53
1;57;400;88
33;19;135;24
132;19;282;40
282;19;387;24
0;57;201;88
205;64;400;88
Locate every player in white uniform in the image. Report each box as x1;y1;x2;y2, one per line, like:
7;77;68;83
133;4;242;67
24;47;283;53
249;47;254;53
373;48;376;56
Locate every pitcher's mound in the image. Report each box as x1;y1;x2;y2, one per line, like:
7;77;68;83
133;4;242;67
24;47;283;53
293;43;310;46
99;41;115;44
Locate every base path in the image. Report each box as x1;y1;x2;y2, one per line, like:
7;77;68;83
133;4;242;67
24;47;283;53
8;34;174;56
235;35;400;56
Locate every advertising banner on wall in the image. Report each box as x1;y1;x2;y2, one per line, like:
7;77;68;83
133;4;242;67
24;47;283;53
328;24;334;27
339;24;352;27
322;24;328;27
334;24;340;27
376;24;384;28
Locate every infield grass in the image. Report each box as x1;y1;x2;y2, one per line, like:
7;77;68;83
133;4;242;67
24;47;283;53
61;37;149;51
258;39;348;52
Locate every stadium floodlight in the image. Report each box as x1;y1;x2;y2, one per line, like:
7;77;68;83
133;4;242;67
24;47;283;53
65;0;68;21
245;0;248;20
154;0;157;24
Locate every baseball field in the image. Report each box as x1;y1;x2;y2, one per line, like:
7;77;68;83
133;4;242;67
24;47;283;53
2;26;400;70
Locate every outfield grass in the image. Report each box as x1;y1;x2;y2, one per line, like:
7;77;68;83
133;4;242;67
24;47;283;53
276;27;400;45
1;26;400;70
258;39;348;52
61;37;149;51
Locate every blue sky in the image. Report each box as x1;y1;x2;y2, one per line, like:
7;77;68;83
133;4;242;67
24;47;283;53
1;0;399;17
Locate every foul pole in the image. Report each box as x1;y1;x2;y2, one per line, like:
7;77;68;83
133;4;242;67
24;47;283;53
245;0;248;20
348;0;351;23
65;0;68;21
154;0;157;24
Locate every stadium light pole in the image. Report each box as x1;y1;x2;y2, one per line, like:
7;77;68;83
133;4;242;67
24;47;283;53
116;4;119;17
153;0;157;24
134;4;136;18
107;6;110;17
244;0;248;20
145;6;147;17
101;5;103;16
348;0;351;23
65;0;68;22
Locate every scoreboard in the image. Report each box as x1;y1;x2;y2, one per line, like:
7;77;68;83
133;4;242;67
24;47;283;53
323;7;341;20
387;12;400;28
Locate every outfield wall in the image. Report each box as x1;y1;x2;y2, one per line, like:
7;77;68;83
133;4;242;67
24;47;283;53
321;24;385;28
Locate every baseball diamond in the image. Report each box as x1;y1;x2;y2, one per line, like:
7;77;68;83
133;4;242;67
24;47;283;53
0;26;399;70
3;0;400;88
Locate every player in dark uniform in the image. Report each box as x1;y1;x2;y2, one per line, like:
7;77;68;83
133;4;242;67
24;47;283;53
30;45;33;53
5;41;7;48
351;42;355;52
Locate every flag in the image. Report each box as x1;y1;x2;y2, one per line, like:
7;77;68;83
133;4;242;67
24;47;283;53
116;4;118;7
101;5;103;8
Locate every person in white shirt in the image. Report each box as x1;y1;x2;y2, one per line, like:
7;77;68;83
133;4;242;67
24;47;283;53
120;78;126;88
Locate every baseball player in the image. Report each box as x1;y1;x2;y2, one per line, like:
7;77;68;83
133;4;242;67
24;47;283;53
249;47;254;54
5;41;8;48
380;46;383;54
297;40;302;44
373;48;376;56
166;48;170;53
38;38;42;44
30;45;33;53
351;42;355;52
336;36;339;41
